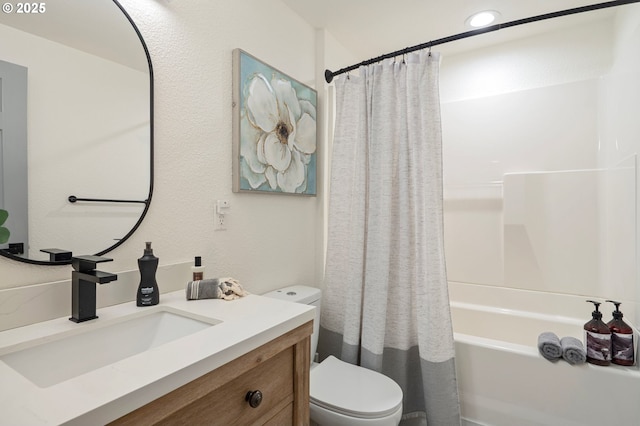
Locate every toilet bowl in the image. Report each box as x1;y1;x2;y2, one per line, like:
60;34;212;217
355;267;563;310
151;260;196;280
263;285;403;426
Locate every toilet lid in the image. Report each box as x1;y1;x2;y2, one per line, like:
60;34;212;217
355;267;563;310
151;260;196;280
310;356;403;419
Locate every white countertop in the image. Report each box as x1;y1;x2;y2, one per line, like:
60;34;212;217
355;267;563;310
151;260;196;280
0;290;315;425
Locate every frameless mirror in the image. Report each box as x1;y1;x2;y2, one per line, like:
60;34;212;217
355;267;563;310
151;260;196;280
0;0;153;265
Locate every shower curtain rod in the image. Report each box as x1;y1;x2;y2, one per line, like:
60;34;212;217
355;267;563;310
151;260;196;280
324;0;640;83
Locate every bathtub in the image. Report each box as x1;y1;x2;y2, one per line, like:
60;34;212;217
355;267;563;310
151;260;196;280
449;283;640;426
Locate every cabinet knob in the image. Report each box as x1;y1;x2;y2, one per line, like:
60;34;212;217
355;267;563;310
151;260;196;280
245;390;263;408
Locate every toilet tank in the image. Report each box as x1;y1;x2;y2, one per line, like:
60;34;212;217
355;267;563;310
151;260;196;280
262;285;321;362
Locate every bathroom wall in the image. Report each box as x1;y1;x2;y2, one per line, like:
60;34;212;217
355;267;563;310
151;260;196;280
440;18;609;291
600;5;640;328
440;6;640;323
0;1;329;301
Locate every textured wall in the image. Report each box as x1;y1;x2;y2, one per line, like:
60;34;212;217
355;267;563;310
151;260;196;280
0;0;322;296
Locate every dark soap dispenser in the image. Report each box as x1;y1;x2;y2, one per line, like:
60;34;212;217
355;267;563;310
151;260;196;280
137;242;159;306
584;300;611;366
606;300;635;366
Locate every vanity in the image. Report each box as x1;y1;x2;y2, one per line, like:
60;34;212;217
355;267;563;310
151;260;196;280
0;291;314;425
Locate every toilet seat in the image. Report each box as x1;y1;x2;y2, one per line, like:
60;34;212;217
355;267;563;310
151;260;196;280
310;356;403;419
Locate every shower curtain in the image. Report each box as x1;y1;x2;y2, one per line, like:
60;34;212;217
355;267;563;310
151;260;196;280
319;52;461;425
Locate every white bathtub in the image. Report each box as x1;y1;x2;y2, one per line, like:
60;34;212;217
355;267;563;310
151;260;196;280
450;284;640;426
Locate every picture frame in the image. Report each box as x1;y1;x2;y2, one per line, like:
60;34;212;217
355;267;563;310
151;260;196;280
232;49;317;196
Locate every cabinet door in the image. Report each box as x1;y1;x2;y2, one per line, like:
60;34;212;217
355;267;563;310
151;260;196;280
110;321;312;426
162;347;294;425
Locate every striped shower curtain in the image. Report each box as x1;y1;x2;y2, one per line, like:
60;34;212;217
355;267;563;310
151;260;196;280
319;51;461;425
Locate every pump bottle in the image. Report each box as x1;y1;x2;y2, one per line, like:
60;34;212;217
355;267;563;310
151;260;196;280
606;300;634;366
137;242;159;306
584;300;611;366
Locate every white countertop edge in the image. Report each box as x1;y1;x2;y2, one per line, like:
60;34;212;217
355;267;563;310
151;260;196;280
0;290;315;425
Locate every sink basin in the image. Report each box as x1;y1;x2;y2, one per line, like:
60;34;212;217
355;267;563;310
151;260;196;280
0;307;220;388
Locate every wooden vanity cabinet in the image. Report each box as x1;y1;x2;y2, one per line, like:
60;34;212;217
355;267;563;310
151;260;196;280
111;321;312;426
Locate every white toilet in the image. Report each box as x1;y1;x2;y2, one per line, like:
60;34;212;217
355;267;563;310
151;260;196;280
264;285;403;426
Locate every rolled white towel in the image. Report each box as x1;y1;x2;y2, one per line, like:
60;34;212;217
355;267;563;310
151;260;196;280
538;332;562;361
218;278;250;300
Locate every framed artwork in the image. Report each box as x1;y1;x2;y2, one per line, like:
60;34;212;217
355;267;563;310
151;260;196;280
232;49;317;196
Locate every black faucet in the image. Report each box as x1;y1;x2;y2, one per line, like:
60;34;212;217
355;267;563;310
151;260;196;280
70;255;118;323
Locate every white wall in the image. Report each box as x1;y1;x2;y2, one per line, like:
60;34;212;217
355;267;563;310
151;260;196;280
0;0;324;301
600;3;640;169
440;7;640;322
602;5;640;327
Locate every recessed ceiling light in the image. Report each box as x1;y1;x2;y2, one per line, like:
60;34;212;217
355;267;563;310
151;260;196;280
466;10;501;28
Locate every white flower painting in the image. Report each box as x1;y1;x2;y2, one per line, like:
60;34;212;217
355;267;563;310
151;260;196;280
233;49;317;195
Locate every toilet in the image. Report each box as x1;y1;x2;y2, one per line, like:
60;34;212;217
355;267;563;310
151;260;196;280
264;285;403;426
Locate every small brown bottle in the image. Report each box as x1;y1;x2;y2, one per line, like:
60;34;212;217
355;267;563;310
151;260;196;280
584;300;611;366
192;256;204;281
606;300;635;366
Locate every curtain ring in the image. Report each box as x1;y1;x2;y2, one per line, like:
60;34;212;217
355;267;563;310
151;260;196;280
428;43;432;57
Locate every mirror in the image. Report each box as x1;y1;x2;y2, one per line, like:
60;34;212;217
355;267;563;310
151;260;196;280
0;0;153;265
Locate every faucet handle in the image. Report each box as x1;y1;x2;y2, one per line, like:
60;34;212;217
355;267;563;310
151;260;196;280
72;255;113;272
40;248;72;262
